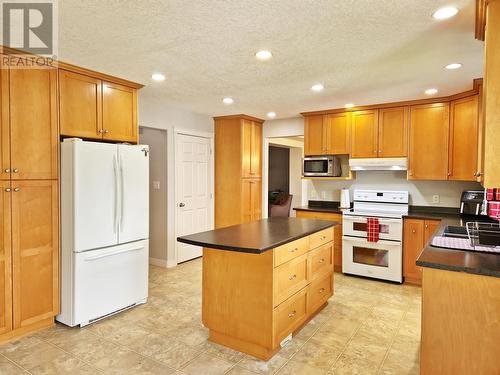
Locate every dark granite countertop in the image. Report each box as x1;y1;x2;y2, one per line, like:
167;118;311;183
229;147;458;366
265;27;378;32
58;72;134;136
177;217;337;254
412;210;500;278
293;200;348;214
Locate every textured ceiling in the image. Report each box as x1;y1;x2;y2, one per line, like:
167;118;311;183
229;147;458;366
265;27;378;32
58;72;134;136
58;0;483;119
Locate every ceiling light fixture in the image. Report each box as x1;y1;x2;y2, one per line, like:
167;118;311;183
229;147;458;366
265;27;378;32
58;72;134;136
445;63;462;70
425;88;438;95
222;97;234;105
151;73;166;81
311;83;324;92
255;50;272;61
344;103;355;108
267;112;276;118
432;6;459;20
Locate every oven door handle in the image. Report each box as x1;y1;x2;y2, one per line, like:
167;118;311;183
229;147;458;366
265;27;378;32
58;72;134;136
342;216;402;223
342;236;401;246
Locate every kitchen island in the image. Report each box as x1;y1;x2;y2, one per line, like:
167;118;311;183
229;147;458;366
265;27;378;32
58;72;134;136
177;217;338;360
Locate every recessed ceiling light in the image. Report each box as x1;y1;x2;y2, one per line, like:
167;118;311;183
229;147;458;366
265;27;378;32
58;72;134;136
267;112;276;118
425;88;438;95
255;50;272;61
344;103;355;108
222;97;234;105
432;6;459;20
311;84;324;92
151;73;165;81
445;63;462;70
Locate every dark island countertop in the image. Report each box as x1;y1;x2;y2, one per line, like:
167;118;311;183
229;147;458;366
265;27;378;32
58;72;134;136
410;209;500;278
177;217;337;254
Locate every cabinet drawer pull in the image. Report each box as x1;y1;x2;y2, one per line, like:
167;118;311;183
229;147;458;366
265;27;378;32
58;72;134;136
320;235;326;240
13;187;20;192
319;288;325;293
288;274;297;280
289;247;298;253
288;310;296;318
319;258;325;263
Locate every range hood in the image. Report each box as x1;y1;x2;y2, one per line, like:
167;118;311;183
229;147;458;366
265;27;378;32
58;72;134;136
349;157;407;171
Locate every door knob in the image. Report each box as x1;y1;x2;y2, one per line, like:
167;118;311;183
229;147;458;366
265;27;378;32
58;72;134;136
179;203;185;207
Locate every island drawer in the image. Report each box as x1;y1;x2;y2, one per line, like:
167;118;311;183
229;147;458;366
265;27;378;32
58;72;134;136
274;288;307;346
274;253;309;306
307;272;333;314
309;228;333;250
309;243;333;280
274;237;309;267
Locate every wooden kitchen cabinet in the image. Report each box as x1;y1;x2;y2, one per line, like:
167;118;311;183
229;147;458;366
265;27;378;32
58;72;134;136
59;71;140;144
242;179;262;224
403;218;440;285
8;67;58;180
325;112;351;155
448;95;479;181
214;115;264;228
242;120;262;178
59;70;102;139
408;103;450;180
102;82;137;143
0;181;12;335
11;180;59;329
350;110;378;158
0;57;9;181
295;210;343;273
304;115;325;155
378;107;408;157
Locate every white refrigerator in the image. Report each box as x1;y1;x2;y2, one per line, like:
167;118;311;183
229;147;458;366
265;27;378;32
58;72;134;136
57;139;149;327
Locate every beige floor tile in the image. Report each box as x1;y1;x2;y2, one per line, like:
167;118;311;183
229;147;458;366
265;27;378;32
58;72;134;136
59;334;119;363
379;350;420;375
237;354;288;375
200;341;245;363
182;353;233;375
226;365;260;375
90;347;150;374
291;340;342;370
126;356;177;375
151;342;203;370
277;359;329;375
0;355;26;374
28;352;90;375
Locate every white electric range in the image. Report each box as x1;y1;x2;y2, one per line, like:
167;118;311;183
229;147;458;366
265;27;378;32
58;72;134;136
342;190;409;283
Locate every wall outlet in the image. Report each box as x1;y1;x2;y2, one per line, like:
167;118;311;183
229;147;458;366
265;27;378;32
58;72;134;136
153;181;161;190
432;195;440;204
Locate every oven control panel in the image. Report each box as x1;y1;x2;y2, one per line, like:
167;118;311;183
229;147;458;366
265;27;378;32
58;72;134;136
353;190;409;204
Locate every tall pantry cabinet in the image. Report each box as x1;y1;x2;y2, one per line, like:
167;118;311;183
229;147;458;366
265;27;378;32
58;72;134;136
214;115;263;228
0;55;59;341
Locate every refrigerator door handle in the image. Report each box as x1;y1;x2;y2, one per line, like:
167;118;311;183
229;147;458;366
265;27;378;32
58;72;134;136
113;155;119;234
84;245;144;261
119;155;125;231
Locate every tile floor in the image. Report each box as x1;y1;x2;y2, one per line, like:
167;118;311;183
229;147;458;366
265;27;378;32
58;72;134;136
0;259;421;374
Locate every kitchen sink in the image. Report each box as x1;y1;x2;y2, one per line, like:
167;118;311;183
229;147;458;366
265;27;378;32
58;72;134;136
442;225;469;239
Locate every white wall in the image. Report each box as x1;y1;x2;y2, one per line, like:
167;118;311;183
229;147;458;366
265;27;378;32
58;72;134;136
265;117;483;209
308;171;482;207
139;93;213;267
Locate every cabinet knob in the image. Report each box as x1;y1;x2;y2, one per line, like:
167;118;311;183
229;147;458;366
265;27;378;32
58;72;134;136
474;171;482;177
13;168;18;173
288;274;297;281
4;169;9;173
98;129;104;134
13;187;20;192
288;310;296;318
319;258;325;263
319;288;325;293
425;224;428;229
412;229;416;233
104;129;109;134
4;188;11;192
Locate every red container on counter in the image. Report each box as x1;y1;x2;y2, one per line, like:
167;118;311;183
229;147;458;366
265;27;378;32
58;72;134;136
486;188;495;201
488;201;500;221
496;190;500;201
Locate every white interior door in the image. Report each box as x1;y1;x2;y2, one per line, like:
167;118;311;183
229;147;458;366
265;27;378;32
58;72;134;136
68;141;118;252
118;144;149;244
176;134;212;263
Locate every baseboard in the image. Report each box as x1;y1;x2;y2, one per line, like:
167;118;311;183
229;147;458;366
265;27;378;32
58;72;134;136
149;257;168;268
166;259;178;268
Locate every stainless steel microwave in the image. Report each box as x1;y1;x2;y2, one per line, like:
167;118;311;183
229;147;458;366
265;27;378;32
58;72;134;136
303;156;341;177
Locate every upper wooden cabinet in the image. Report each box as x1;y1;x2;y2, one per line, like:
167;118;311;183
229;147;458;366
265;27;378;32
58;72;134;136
378;107;408;157
2;64;58;180
304;115;325;155
351;110;378;158
325;112;351;155
59;70;139;143
59;70;102;139
242;120;262;178
448;96;479;181
408;103;450;180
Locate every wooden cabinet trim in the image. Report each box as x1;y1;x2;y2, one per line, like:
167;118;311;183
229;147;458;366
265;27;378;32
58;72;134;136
0;58;10;180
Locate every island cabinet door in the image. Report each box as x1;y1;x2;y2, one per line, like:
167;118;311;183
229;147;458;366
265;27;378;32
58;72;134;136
403;219;425;284
350;110;379;158
325;112;351;155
